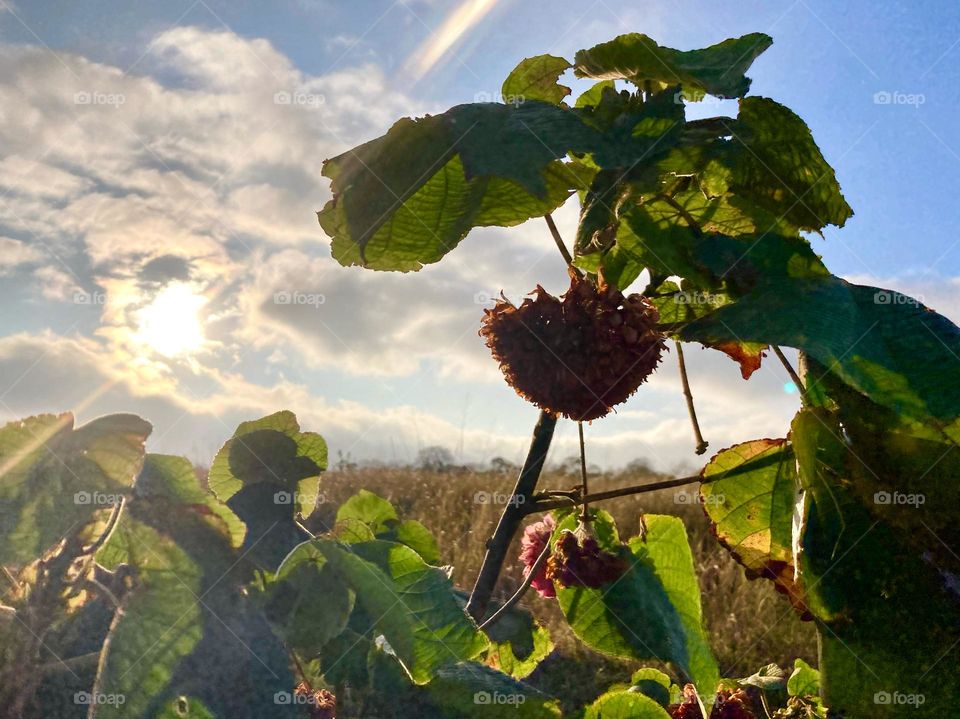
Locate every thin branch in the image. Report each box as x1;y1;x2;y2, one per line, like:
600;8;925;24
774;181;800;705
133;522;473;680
577;422;589;522
676;341;709;455
544;214;579;274
528;474;701;513
772;345;808;400
478;539;551;631
466;410;557;621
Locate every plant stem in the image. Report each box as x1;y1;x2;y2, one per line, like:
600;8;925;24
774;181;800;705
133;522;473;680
676;341;709;455
528;474;701;513
478;538;551;631
544;214;579;274
577;422;589;522
773;345;807;399
466;410;557;622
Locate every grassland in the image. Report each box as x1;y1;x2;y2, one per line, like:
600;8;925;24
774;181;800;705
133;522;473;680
306;462;817;708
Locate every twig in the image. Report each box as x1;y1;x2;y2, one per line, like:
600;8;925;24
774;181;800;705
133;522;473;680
772;345;807;400
658;194;703;237
676;341;709;455
466;410;557;621
478;539;551;630
577;422;589;522
85;498;124;556
290;648;311;688
527;474;701;513
544;214;580;275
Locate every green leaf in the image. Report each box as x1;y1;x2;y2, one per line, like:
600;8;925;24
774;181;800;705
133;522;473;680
629;516;720;694
790;407;960;716
387;519;441;565
722;97;853;231
208;410;326;520
584;689;673;719
575;80;616;108
573;33;772;98
486;623;553;679
501;55;572;105
699;438;805;610
268;540;354;654
336;489;398;534
425;662;562;718
0;412;151;566
319;103;597;271
296;539;487;684
681;277;960;431
630;667;673;707
553;512;718;691
787;658;820;698
94;456;294;719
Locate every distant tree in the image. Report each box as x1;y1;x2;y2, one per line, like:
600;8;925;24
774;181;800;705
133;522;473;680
489;456;520;475
416;445;455;472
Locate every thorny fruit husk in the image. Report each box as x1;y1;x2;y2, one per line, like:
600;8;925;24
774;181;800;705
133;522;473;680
479;271;666;421
545;525;628;589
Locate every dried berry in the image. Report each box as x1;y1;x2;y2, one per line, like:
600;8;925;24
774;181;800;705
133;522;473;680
709;688;755;719
545;526;628;589
519;514;557;598
479;271;666;421
669;684;705;719
294;682;336;719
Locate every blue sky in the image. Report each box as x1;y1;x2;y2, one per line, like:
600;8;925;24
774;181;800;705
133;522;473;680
1;0;959;470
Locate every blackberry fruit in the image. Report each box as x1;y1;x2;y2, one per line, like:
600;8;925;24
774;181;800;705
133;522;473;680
545;526;628;589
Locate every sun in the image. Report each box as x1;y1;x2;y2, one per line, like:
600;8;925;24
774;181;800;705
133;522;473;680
135;283;207;357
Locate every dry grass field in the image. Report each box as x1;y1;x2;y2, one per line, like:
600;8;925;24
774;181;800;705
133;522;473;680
305;462;817;708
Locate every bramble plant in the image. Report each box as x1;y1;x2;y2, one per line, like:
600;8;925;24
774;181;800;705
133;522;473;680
1;30;959;719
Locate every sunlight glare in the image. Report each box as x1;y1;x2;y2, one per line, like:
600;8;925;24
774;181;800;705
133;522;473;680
135;283;207;357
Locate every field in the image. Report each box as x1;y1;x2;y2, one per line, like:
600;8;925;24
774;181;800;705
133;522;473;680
307;463;817;709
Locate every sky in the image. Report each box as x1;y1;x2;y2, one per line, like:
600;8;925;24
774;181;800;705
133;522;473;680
1;0;959;472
